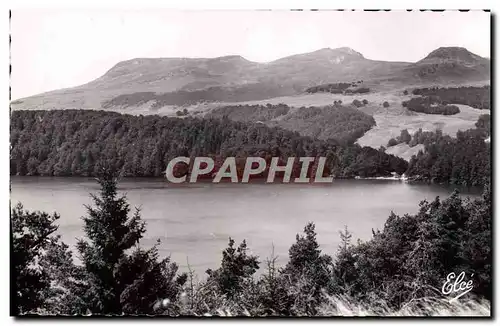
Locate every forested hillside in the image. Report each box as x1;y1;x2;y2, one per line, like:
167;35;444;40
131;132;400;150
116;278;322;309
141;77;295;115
207;103;376;145
403;99;460;115
401;86;489;116
10;110;407;178
305;81;370;94
411;86;490;110
403;114;490;186
406;128;490;187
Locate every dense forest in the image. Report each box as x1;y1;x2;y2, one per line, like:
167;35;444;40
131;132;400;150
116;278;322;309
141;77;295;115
404;116;490;187
10;110;407;179
12;172;491;316
411;86;490;110
206;103;291;122
385;115;490;187
402;98;460;115
207;103;376;145
405;128;490;187
305;81;370;95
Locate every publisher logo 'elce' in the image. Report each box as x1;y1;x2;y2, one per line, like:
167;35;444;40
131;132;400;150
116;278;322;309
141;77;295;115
442;271;474;303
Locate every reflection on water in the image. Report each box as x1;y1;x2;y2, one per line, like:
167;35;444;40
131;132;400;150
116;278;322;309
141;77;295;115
10;176;480;273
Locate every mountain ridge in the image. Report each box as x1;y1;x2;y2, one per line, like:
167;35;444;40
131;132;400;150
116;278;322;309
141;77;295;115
12;46;490;111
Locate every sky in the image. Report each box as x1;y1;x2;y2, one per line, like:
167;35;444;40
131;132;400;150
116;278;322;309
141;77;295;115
11;10;491;99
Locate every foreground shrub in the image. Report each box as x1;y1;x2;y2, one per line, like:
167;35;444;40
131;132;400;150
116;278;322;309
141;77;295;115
11;204;63;315
206;238;259;298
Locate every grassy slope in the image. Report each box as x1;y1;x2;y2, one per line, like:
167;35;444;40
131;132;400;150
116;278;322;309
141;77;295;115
357;104;484;148
200;88;486;159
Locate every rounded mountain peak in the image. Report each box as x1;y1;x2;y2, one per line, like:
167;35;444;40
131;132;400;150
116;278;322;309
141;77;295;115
422;47;484;63
314;47;364;58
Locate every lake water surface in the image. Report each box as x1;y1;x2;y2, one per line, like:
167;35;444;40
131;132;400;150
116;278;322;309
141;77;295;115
10;177;481;274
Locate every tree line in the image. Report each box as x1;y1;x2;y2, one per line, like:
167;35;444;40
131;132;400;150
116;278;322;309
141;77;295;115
407;130;489;187
12;171;491;316
11;108;490;186
402;98;460;115
405;127;490;187
402;86;491;115
385;115;490;187
411;86;490;110
207;103;376;145
10;109;407;179
305;81;370;95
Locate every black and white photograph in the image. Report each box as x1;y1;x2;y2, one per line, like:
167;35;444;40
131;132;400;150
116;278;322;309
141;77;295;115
8;9;492;317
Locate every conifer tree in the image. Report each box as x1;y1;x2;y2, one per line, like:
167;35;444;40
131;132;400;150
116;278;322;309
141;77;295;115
11;203;61;314
284;223;333;314
333;225;359;296
75;168;184;315
206;238;259;298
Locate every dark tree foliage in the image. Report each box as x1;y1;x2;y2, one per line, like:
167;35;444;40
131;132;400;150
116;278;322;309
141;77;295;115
405;128;490;187
403;96;460;115
306;83;351;93
333;184;492;307
345;87;370;94
332;145;408;178
208;103;375;145
11;204;62;314
386;129;412;147
383;101;390;108
332;226;359;297
400;129;411;144
12;179;491;315
387;138;399;147
10;110;407;178
408;128;445;148
459;182;492;299
101;83;295;108
275;105;376;144
37;237;88;314
352;99;364;108
411;86;490;110
475;114;491;136
71;170;184;315
206;238;259;298
305;83;370;94
207;103;290;122
255;251;295;316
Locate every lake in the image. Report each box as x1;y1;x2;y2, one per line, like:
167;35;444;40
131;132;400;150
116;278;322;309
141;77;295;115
10;177;481;274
